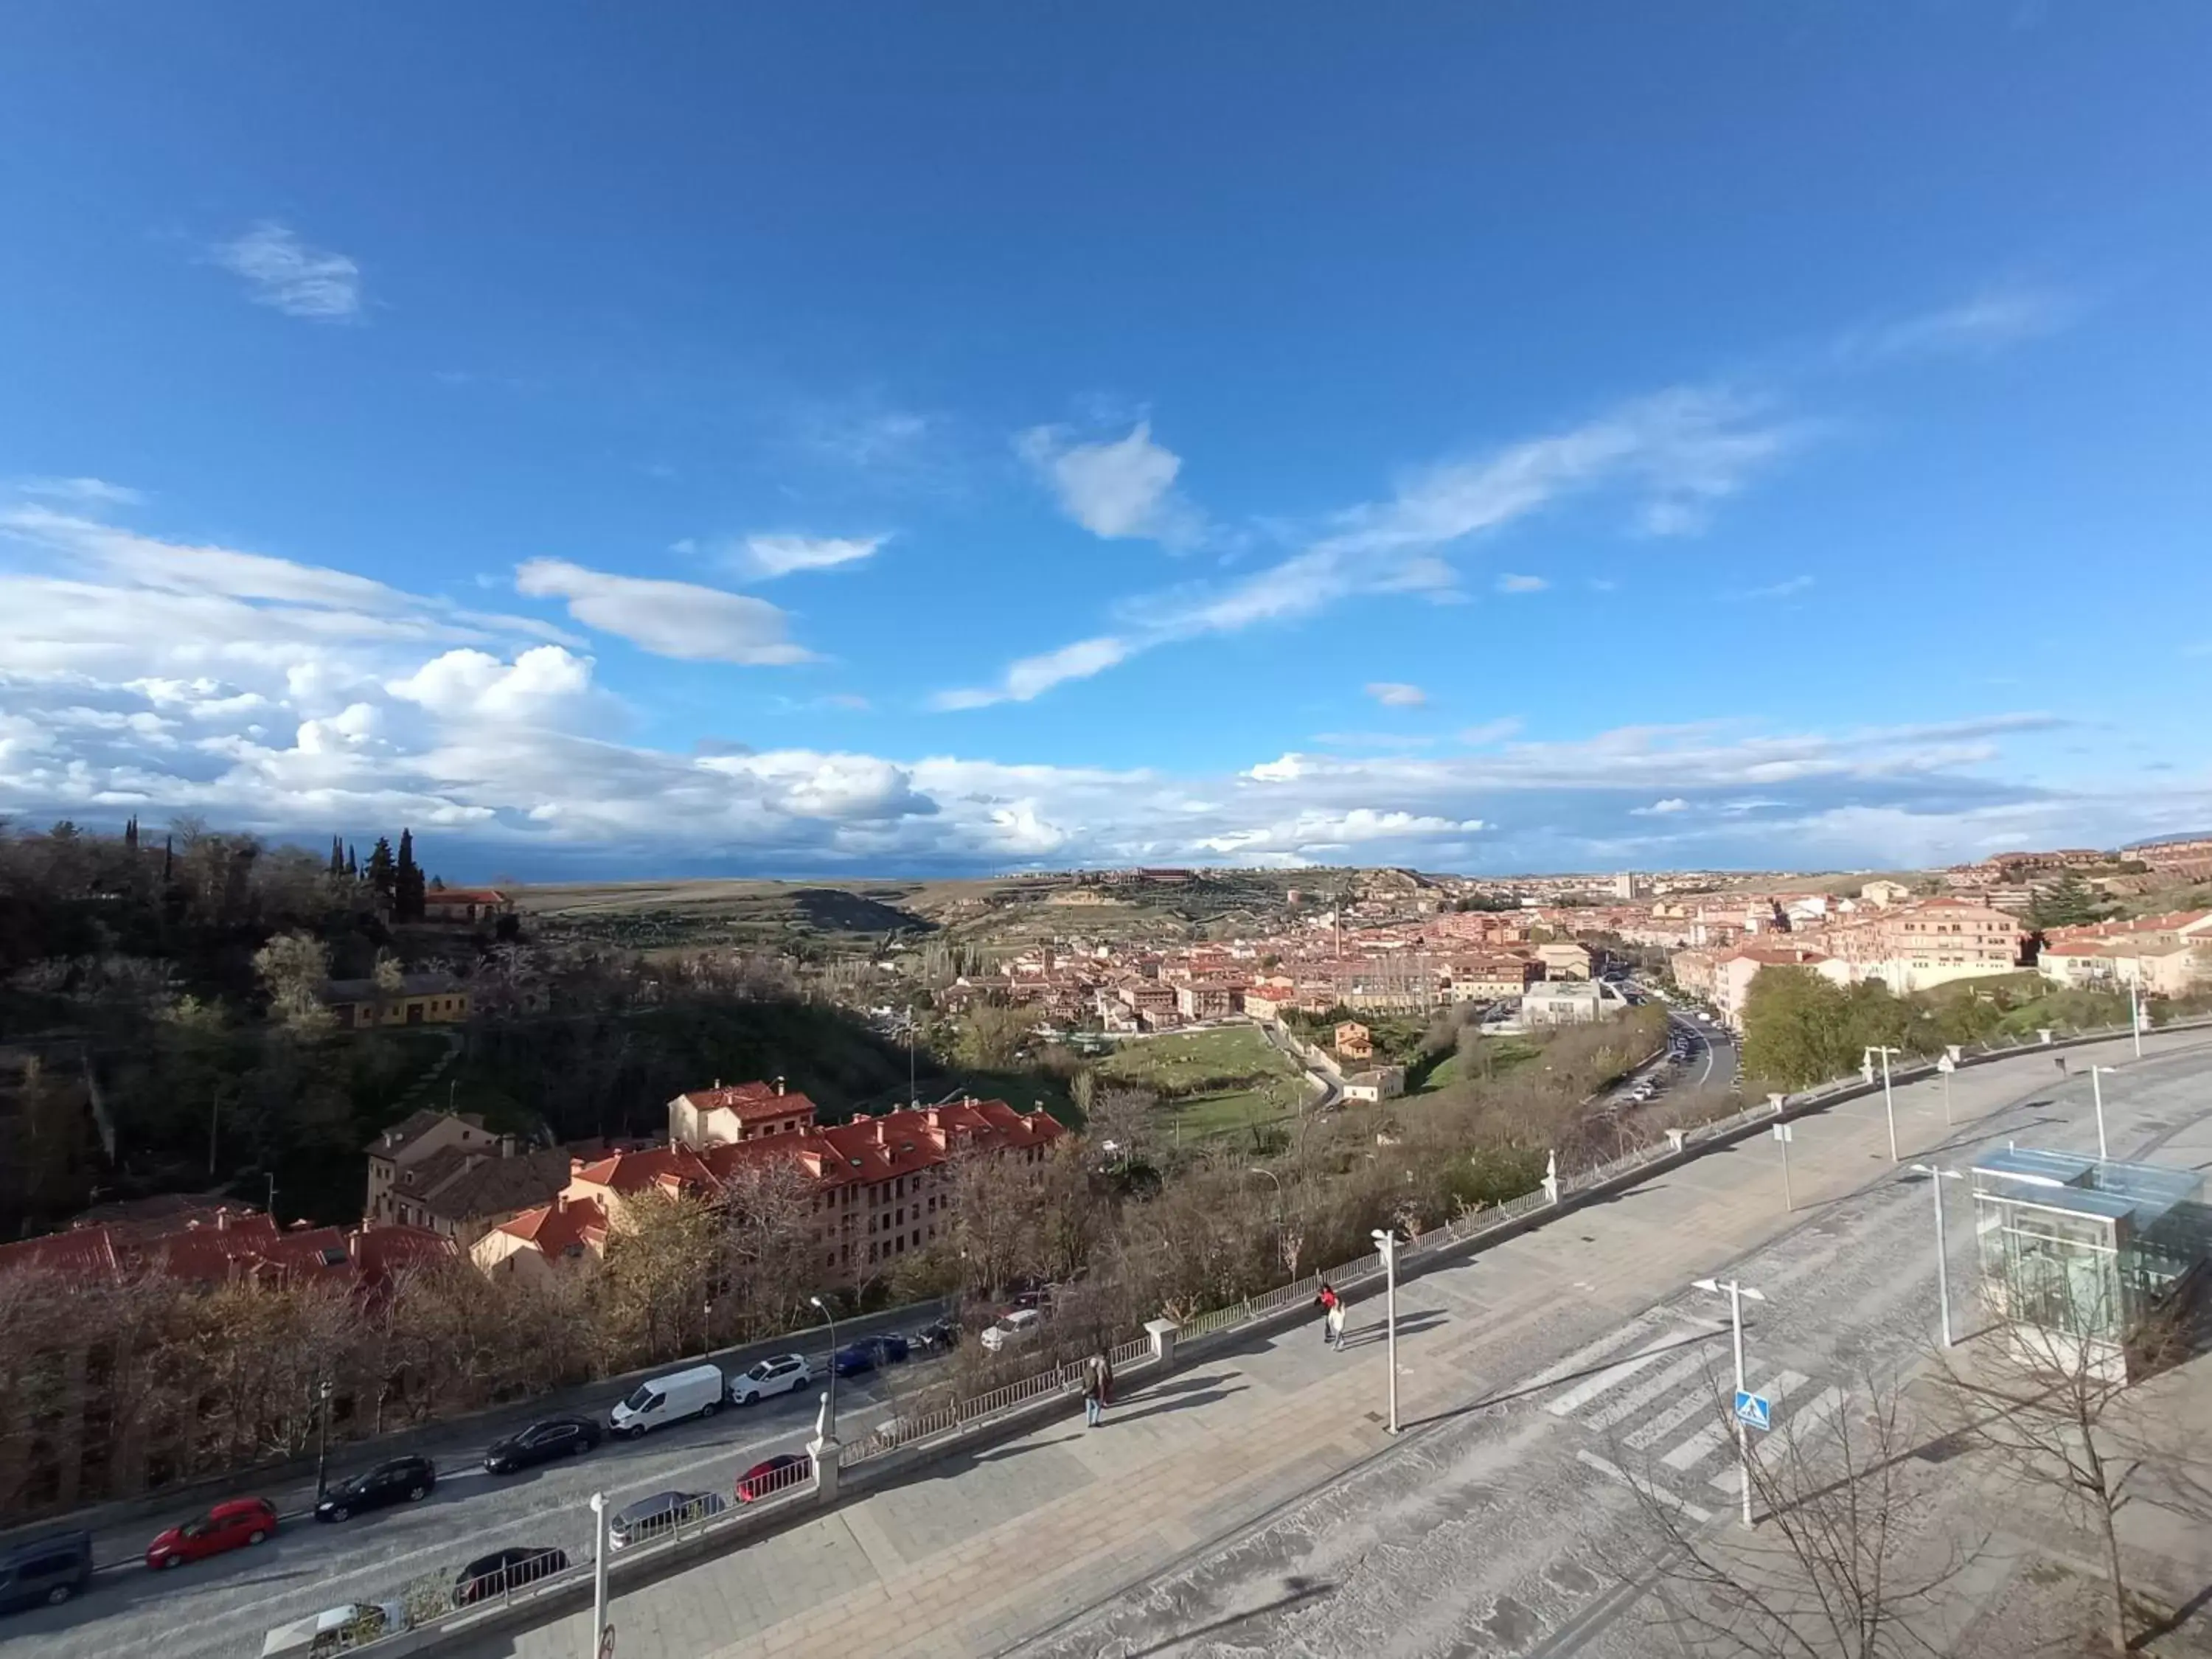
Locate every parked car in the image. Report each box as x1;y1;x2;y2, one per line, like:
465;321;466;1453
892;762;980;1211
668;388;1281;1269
314;1455;436;1523
980;1308;1042;1352
0;1531;91;1614
484;1416;601;1474
608;1489;725;1551
831;1334;909;1377
734;1454;810;1503
911;1316;961;1353
453;1546;569;1605
609;1363;725;1438
728;1353;811;1405
146;1498;279;1568
258;1600;404;1658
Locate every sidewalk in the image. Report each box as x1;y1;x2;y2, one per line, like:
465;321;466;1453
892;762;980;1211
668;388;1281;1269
453;1030;2212;1659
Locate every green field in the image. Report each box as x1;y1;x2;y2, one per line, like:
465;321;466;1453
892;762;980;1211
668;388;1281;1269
1099;1024;1304;1144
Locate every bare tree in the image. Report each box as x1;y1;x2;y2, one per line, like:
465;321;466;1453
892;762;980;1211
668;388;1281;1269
1086;1085;1155;1171
251;930;333;1031
1627;1367;1983;1659
716;1157;820;1340
1935;1284;2199;1657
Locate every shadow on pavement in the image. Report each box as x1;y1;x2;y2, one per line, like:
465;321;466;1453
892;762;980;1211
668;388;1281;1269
1399;1326;1726;1432
1110;1385;1249;1425
1336;1309;1447;1351
1117;1574;1338;1657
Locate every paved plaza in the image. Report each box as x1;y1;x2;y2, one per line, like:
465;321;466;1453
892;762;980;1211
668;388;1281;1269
437;1031;2212;1659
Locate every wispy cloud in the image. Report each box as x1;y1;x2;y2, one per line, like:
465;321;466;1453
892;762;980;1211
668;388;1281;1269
1725;574;1815;601
1838;282;2075;362
208;223;364;321
731;533;887;580
932;635;1129;710
1495;572;1548;594
10;476;143;507
1631;797;1691;815
1366;681;1426;707
514;560;813;666
949;385;1798;707
1459;717;1523;746
1017;420;1205;547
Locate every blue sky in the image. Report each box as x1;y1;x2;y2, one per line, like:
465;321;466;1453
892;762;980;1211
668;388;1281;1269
3;2;2210;878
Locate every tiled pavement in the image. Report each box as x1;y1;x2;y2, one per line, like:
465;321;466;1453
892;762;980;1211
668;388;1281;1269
449;1029;2212;1659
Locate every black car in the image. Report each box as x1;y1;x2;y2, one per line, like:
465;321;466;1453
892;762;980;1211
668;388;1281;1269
484;1416;602;1475
453;1546;569;1605
0;1531;91;1615
315;1455;437;1522
911;1316;961;1353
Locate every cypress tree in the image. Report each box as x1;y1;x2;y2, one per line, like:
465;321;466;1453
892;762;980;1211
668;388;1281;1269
365;835;397;905
394;828;426;922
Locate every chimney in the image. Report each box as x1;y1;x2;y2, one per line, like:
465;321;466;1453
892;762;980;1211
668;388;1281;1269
498;1133;517;1159
555;1192;568;1214
713;1078;721;1091
773;1076;786;1095
876;1120;889;1145
215;1210;231;1233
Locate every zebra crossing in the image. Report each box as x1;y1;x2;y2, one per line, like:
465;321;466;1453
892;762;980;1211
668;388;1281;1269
1539;1317;1845;1514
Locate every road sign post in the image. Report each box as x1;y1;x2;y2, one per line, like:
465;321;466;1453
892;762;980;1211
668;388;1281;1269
1733;1388;1771;1430
1772;1121;1794;1211
1935;1053;1956;1126
1694;1276;1767;1529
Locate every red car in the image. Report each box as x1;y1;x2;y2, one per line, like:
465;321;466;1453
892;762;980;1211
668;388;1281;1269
145;1498;279;1568
734;1455;809;1503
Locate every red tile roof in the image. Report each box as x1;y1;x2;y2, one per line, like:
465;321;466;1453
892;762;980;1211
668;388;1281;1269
568;1144;720;1197
673;1082;821;1124
493;1194;611;1257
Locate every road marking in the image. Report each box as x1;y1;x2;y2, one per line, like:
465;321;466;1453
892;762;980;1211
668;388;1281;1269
1579;1351;1717;1433
1662;1371;1806;1470
1545;1330;1700;1417
1576;1450;1712;1523
1515;1315;1675;1400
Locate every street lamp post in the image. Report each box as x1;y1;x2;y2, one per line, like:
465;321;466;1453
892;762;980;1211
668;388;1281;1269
2090;1065;2115;1162
1907;1164;1965;1346
1936;1053;1956;1127
313;1378;334;1500
1864;1046;1902;1162
1370;1228;1399;1435
2130;981;2144;1060
1692;1276;1767;1528
588;1492;611;1659
809;1293;838;1441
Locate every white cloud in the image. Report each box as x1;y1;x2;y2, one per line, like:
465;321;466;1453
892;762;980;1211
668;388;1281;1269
514;560;812;666
1841;283;2076;362
208;223;364;321
1632;798;1690;816
386;646;594;721
1366;682;1427;708
10;476;143;506
1495;572;1548;594
1017;421;1202;545
733;533;887;580
932;636;1128;710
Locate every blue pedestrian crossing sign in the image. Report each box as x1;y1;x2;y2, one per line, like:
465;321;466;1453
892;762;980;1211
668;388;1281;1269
1733;1389;1772;1430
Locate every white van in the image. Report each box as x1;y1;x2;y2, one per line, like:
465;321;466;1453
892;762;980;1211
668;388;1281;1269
610;1364;726;1439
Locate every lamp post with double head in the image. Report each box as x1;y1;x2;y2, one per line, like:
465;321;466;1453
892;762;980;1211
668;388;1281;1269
1864;1046;1902;1162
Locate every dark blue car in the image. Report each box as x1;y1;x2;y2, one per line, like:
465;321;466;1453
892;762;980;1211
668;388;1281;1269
832;1334;910;1377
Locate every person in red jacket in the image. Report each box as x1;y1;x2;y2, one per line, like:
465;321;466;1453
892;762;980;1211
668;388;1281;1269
1315;1282;1341;1348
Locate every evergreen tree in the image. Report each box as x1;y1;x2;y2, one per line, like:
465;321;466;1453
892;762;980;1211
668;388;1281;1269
345;844;358;879
328;836;344;877
394;829;426;922
2030;872;2109;931
162;834;174;882
364;835;397;906
123;815;139;855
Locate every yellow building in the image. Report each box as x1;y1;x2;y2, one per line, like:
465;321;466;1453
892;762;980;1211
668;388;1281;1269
321;972;470;1029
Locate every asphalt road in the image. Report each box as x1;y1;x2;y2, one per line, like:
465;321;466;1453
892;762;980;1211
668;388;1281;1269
1015;1033;2212;1659
0;1344;947;1659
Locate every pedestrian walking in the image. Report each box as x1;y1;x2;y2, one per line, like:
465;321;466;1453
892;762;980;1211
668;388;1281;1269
1099;1350;1115;1408
2055;1054;2070;1078
1326;1299;1346;1349
1083;1353;1107;1427
1315;1282;1339;1346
